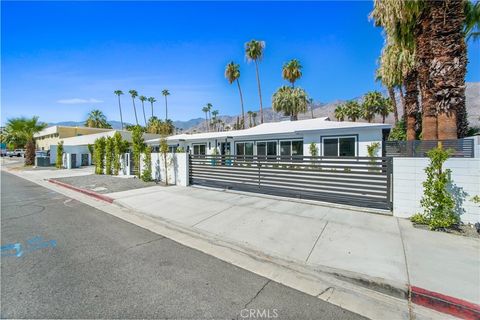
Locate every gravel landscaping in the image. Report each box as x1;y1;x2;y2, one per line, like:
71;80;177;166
412;223;480;239
54;174;160;194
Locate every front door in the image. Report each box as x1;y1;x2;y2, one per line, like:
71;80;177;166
220;142;231;155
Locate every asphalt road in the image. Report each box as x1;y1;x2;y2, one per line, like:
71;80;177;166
1;171;366;320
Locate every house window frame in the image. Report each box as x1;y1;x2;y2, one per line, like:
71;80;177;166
320;134;358;157
192;143;207;155
256;140;278;157
278;139;304;157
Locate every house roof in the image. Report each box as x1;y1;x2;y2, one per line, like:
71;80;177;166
56;130;161;146
146;117;391;144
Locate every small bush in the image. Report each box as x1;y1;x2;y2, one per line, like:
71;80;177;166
141;146;152;182
56;141;64;169
176;146;185;153
132;125;146;178
309;142;318;157
411;146;459;230
388;120;406;141
105;137;113;175
94;137;106;174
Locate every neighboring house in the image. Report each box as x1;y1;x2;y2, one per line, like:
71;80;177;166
34;126;112;151
49;130;161;167
146;117;391;157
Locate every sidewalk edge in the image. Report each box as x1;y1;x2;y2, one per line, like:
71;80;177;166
48;179;113;203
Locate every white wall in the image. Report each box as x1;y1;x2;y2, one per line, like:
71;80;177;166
140;153;189;186
49;144;91;166
393;158;480;224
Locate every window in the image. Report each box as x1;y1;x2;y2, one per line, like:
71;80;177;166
322;136;356;157
280;140;303;157
257;141;277;157
193;144;206;155
236;142;254;156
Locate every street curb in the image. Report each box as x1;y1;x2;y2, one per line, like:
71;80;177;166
411;286;480;320
48;179;114;203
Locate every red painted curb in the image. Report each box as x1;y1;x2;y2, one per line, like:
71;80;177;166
48;179;114;203
411;286;480;320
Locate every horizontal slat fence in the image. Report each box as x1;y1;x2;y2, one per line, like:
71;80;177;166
190;155;393;210
383;139;474;158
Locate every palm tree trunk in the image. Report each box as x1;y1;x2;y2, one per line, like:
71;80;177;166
164;96;168;121
117;96;124;130
404;70;419;141
415;5;437;140
398;86;406;122
236;79;246;129
388;87;398;123
254;60;264;124
132;99;139;125
24;139;35;166
205;113;208;132
141;101;147;126
430;0;466;140
150;102;154;118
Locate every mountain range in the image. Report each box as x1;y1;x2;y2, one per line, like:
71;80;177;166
50;82;479;132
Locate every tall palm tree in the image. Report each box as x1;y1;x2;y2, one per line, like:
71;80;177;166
147;97;156;118
334;105;346;121
247;111;253;128
344;101;362;122
212;110;219;130
139;95;147;126
162;89;170;121
205;103;212;129
114;90;124;130
282;59;303;87
377;44;402;123
202;106;210;132
271;86;309;121
128;90;139;125
3;116;47;165
85;109;112;128
225;62;246;128
245;39;265;124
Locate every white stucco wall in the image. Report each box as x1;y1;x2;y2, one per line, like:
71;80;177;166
49;144;91;167
140;153;189;186
393;158;480;224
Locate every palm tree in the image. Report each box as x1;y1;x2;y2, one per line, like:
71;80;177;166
211;110;219;130
247;111;253;128
309;98;315;119
3;116;47;165
377;44;402;123
162;89;170;121
128;90;139;125
202;106;210;132
245;39;265;124
147;97;156;118
271;86;309;121
85;109;112;128
225;62;246;128
362;91;386;123
344;101;362;122
205;103;212;129
252;112;257;126
139;95;148;126
114;90;124;130
282;59;303;87
334;105;346;121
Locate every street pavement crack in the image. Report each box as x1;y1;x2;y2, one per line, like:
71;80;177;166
191;205;235;227
243;279;271;309
396;218;413;320
305;221;328;262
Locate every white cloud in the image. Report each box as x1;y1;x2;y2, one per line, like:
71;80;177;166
57;98;103;104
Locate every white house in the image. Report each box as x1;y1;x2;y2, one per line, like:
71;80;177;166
49;130;161;168
146;118;391;157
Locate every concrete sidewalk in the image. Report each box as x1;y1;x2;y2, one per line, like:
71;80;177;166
107;185;480;308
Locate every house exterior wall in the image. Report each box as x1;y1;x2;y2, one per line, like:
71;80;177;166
49;145;91;166
393;158;480;224
140;153;189;186
35;127;111;151
173;127;384;157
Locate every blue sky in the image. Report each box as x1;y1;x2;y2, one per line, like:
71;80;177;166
2;1;479;125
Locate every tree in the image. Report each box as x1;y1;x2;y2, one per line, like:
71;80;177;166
131;125;145;178
147;97;156;118
245;39;265;124
113;131;128;175
105;136;114;175
247;111;253;128
377;44;402;123
129;90;139;125
362;91;390;123
344;101;362;122
225;62;246;129
85;109;112;128
141;146;152;182
271;86;309;121
334;105;346;121
211;110;219;130
146;117;174;135
252;112;257;126
282;59;303;87
56;141;64;169
3;116;47;165
93;137;106;174
139;95;148;126
114;90;124;130
162;89;170;121
159;137;169;185
202;105;210;132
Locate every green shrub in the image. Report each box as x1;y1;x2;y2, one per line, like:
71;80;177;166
105;136;113;175
113;132;129;175
94;137;106;174
388;120;406;141
411;146;459;230
131;125;145;178
141;146;152;182
176;146;185;153
56;141;64;169
309;142;318;157
160;137;169;185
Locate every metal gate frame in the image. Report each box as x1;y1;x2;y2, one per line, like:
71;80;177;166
189;155;393;210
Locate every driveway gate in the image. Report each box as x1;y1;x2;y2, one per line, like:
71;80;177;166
189;155;393;210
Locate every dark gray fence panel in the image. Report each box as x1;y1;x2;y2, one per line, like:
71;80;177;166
189;155;393;210
384;139;474;158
